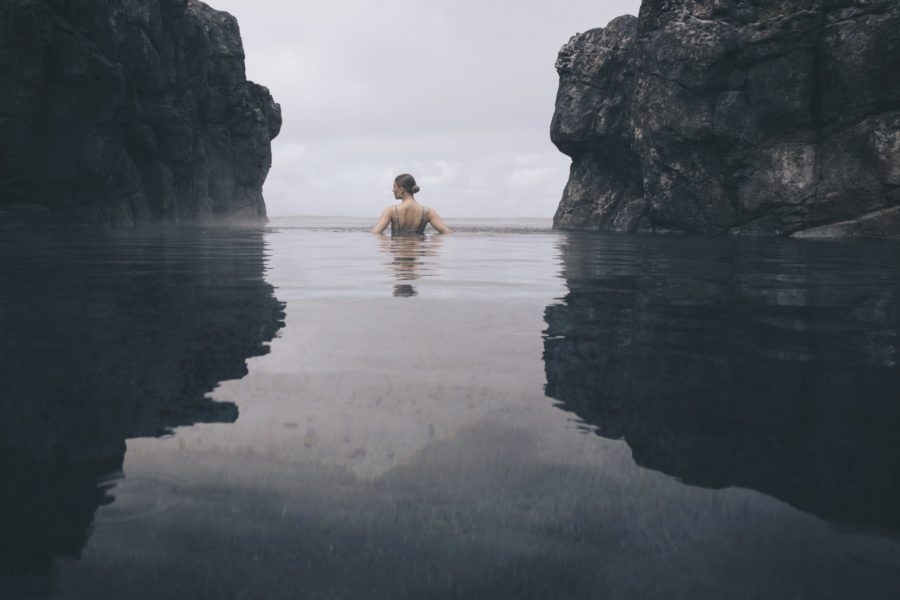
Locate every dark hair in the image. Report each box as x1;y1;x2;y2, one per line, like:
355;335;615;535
395;173;420;195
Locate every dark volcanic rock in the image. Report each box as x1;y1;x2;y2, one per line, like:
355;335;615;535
551;0;900;237
0;0;281;227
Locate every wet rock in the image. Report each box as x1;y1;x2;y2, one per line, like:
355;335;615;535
0;0;281;227
551;0;900;237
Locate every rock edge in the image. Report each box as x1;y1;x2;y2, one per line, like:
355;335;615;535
0;0;282;227
550;0;900;238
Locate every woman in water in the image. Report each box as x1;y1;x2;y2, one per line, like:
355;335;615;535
371;173;452;235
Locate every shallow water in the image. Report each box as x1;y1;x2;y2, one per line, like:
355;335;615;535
1;217;900;599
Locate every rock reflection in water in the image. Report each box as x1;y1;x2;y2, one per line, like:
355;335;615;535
543;232;900;530
0;228;285;587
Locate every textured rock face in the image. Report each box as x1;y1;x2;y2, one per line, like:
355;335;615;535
551;0;900;237
0;0;281;227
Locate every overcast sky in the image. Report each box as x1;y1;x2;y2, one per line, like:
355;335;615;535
212;0;641;218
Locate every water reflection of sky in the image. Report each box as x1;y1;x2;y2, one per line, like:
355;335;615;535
265;218;566;301
2;221;900;598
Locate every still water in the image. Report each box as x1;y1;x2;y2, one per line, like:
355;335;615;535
1;217;899;598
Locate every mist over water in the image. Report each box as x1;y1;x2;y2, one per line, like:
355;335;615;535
2;219;899;598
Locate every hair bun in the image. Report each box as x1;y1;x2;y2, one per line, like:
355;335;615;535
411;185;420;194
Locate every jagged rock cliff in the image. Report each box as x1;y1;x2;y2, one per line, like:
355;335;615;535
0;0;281;227
551;0;900;237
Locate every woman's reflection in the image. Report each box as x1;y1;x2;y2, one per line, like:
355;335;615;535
377;234;443;297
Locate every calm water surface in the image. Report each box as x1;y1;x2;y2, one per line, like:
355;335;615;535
1;217;899;599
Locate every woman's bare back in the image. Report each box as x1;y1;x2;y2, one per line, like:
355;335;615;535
371;175;452;235
391;204;429;235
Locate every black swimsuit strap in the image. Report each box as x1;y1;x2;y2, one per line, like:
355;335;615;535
393;205;428;233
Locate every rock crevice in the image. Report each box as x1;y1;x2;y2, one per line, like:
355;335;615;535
0;0;281;227
551;0;900;237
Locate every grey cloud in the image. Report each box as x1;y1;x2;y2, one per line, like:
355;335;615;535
211;0;641;217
